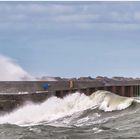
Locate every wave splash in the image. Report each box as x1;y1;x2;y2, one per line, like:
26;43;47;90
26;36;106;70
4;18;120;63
0;91;135;126
0;54;34;81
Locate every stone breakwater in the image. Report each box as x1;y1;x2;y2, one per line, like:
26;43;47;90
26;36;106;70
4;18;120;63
0;79;140;113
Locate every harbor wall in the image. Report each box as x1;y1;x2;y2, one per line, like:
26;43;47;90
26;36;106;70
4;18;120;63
0;81;104;93
0;80;140;96
0;80;140;113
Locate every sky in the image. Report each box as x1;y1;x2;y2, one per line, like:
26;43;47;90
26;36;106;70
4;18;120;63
1;1;140;78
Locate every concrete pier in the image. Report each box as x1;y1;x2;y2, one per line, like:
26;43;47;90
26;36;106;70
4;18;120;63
0;80;140;97
0;80;140;113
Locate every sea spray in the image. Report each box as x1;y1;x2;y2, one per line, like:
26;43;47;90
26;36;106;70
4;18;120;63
0;54;34;80
0;92;94;126
0;91;135;126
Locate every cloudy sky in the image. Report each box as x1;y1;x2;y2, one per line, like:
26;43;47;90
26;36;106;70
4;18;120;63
1;1;140;78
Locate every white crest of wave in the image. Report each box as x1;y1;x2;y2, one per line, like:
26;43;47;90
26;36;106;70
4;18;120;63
90;90;134;112
0;54;34;81
0;92;94;125
0;91;134;126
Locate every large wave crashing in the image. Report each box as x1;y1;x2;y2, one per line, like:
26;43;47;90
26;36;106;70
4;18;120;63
0;91;135;126
90;90;134;112
0;54;34;81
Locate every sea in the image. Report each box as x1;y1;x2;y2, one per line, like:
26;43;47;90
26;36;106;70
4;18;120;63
0;90;139;139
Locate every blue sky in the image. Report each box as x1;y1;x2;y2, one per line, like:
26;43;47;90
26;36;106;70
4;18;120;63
1;1;140;78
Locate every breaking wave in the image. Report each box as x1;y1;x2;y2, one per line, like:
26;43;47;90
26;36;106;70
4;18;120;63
90;90;134;112
0;54;34;81
0;90;136;126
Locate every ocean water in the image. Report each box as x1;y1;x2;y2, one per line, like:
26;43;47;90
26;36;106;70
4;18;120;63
0;90;139;139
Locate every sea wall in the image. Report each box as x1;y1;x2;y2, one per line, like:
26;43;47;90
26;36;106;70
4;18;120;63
0;80;104;112
0;80;104;93
0;80;140;113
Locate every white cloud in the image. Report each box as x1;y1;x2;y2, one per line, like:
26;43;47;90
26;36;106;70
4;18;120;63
110;11;133;22
134;11;140;20
1;3;75;15
50;14;100;23
0;2;140;31
8;14;26;21
77;23;140;31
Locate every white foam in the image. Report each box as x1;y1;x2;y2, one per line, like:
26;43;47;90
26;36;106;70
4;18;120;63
90;90;134;112
0;54;34;81
0;91;134;126
0;92;94;126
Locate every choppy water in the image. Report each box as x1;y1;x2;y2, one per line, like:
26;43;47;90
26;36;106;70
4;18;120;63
0;90;140;139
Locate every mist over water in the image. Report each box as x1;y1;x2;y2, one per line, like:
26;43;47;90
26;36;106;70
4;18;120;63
0;54;34;81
